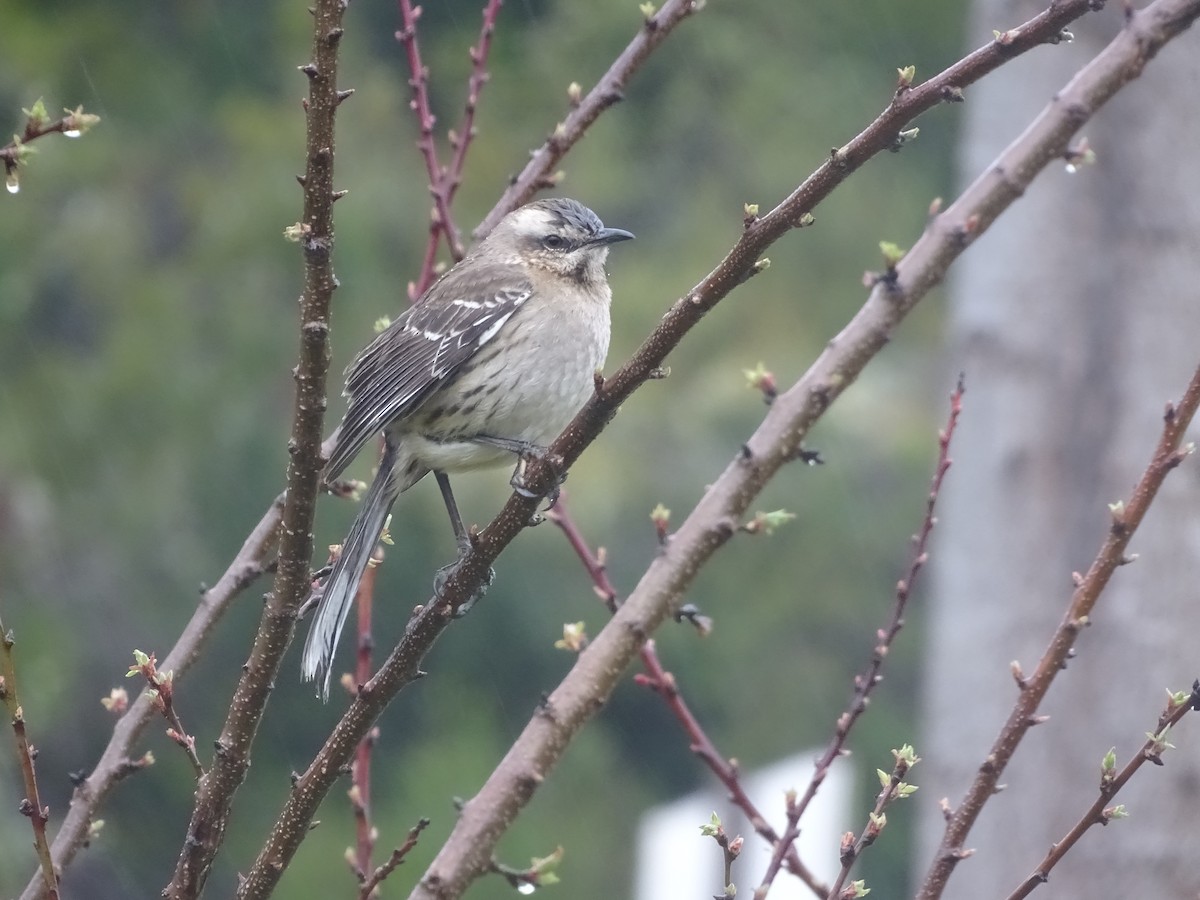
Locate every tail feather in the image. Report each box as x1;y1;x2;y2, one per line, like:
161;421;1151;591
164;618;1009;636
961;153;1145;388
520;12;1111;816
302;442;401;700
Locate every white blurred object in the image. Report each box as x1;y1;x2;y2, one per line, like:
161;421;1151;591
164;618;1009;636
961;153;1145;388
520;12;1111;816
634;751;851;899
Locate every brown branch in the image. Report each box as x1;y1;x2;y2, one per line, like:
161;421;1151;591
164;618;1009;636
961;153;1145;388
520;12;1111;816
546;497;829;896
755;377;964;899
917;359;1200;899
162;0;350;895
1005;683;1200;900
1;614;59;900
473;0;702;238
232;1;1174;895
17;494;283;900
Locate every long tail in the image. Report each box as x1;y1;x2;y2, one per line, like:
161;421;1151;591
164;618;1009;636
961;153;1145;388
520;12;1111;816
302;441;401;700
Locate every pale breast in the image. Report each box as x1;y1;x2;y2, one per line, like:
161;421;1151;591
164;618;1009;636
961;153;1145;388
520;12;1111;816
399;289;611;473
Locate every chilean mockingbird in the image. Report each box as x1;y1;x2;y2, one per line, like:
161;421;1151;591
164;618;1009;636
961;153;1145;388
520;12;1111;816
302;197;634;698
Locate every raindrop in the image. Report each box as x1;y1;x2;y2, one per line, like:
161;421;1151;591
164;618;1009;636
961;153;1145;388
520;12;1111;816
5;176;18;194
64;129;82;138
516;883;536;896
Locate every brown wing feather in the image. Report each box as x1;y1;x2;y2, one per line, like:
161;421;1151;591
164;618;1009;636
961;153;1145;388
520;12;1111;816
324;263;532;480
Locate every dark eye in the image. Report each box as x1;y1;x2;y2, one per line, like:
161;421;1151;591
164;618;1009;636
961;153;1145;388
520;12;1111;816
541;234;569;251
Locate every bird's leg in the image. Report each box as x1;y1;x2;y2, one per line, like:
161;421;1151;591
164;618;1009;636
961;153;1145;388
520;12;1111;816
435;470;471;552
433;471;494;616
474;434;567;510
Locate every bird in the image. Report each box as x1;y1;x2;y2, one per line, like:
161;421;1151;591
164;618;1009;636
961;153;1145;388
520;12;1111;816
301;197;634;699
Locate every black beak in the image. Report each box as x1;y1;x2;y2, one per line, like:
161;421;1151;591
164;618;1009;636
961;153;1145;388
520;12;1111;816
592;226;635;245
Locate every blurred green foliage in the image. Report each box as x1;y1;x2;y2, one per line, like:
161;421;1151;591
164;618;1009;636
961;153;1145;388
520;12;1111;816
0;0;963;896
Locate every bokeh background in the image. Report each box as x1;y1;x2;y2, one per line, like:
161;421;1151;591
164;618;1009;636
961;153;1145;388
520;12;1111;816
3;0;969;896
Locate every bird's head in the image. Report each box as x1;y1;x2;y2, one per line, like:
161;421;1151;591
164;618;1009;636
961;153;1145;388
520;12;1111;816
486;197;634;284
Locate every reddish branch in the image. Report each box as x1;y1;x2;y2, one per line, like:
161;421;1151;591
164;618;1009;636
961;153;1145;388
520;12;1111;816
1;616;58;900
350;561;382;892
396;0;504;298
546;498;829;896
1005;683;1199;900
446;1;501;212
756;377;964;899
916;363;1200;900
826;747;919;900
128;651;204;777
473;0;702;238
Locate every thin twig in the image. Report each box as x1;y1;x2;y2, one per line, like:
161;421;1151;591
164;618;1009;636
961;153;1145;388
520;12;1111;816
350;560;382;890
918;361;1200;898
396;0;504;298
127;650;204;778
825;747;920;900
1004;683;1200;900
445;0;502;217
395;0;457;299
756;377;964;898
473;0;702;238
700;814;743;900
359;817;430;899
0;614;59;900
1;101;100;191
547;497;829;896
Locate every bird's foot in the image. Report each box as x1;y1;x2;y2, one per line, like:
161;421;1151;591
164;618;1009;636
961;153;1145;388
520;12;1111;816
475;434;567;520
510;450;568;519
433;539;495;618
